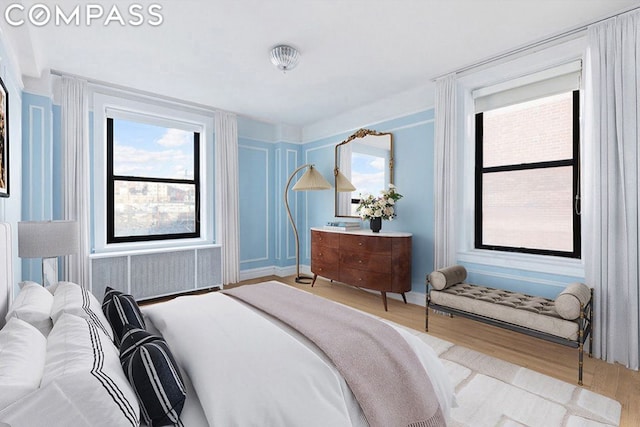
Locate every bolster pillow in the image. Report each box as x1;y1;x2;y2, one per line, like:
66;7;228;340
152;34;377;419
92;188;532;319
429;265;467;290
554;282;592;320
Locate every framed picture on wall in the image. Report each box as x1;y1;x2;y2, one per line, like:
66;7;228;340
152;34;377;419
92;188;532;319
0;75;8;198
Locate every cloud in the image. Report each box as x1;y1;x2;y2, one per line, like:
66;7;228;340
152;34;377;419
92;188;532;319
113;142;192;179
369;157;385;170
156;128;191;147
352;171;385;194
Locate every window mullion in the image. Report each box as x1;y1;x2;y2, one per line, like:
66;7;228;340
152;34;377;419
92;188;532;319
112;175;195;185
482;158;574;174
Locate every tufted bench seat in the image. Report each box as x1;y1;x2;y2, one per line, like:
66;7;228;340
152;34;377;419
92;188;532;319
426;265;593;385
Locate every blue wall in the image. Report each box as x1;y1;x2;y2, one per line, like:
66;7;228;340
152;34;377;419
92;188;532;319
19;84;584;298
237;137;276;271
19;95;309;282
299;108;584;299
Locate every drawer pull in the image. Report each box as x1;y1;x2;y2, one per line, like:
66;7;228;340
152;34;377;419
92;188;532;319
358;242;363;246
358;260;362;264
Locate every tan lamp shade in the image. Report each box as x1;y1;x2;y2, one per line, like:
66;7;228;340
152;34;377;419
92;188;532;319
335;170;356;192
292;166;331;191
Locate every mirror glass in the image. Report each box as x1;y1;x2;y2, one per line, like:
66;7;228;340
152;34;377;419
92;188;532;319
335;129;393;217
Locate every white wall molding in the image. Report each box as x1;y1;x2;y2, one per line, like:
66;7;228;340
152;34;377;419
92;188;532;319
92;91;215;253
302;83;436;142
23;73;53;98
455;36;588;280
238;144;270;264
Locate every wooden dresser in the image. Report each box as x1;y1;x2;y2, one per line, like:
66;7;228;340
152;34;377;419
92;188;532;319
310;228;412;311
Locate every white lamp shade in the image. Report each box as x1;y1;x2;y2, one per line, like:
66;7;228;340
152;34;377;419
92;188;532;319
292;166;331;191
18;221;79;258
335;170;356;192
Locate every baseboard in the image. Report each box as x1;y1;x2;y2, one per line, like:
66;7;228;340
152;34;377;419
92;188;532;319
239;266;279;281
239;264;312;282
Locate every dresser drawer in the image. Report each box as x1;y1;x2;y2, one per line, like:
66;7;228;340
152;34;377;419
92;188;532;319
312;244;339;264
340;251;391;274
340;234;391;254
312;261;340;279
339;268;390;291
311;230;340;247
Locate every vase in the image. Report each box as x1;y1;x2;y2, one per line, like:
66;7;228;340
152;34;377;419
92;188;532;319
369;217;382;233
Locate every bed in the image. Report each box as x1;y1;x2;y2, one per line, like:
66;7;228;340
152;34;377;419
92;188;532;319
0;222;454;427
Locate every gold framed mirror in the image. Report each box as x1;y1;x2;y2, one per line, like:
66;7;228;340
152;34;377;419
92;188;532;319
334;129;393;218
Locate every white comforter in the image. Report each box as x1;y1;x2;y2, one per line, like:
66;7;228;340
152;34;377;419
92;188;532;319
142;289;453;426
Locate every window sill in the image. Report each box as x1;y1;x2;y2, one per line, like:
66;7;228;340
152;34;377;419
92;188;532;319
457;248;585;278
92;237;216;255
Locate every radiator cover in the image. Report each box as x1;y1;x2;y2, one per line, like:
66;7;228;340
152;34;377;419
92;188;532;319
90;245;222;300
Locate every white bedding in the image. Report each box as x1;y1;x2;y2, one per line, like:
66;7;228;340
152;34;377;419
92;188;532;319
142;287;453;426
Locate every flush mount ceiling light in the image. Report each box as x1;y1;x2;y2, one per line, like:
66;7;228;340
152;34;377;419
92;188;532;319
270;44;300;72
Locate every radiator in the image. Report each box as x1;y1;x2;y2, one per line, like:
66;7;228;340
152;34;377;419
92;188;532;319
89;245;222;300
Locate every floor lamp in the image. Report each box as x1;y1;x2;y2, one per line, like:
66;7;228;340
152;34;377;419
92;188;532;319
284;164;331;284
18;220;79;287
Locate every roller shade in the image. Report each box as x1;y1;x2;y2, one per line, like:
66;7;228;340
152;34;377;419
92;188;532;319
474;61;581;113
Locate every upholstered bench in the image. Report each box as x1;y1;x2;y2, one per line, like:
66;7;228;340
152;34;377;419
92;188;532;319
426;265;593;385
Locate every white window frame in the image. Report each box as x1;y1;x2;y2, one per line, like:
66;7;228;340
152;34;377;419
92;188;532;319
455;37;587;277
93;91;214;253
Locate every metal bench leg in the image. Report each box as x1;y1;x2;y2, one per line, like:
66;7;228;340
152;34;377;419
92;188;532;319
578;342;584;386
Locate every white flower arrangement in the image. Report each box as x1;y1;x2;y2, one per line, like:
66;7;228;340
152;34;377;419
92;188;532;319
356;185;403;221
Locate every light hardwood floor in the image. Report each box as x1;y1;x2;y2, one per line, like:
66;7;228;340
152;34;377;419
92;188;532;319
235;275;640;427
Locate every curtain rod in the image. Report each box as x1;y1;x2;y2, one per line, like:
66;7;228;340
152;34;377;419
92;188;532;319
431;5;640;81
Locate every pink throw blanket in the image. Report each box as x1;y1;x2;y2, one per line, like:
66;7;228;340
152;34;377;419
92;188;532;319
224;282;445;427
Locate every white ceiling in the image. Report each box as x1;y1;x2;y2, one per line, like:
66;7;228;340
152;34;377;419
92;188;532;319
2;0;639;128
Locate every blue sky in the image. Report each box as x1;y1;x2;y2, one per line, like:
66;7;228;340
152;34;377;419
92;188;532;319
113;119;194;179
351;152;385;196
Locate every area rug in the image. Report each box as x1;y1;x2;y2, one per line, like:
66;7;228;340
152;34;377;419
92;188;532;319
383;320;622;427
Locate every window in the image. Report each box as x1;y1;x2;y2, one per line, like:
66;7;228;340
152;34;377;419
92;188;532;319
474;85;580;258
106;117;200;243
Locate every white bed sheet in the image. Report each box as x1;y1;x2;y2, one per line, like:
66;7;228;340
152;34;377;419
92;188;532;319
142;287;453;426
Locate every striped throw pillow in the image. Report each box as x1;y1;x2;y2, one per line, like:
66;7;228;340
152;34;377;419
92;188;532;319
120;325;186;426
102;287;146;346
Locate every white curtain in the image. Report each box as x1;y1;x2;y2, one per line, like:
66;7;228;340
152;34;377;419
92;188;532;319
215;111;240;285
433;74;458;270
59;77;90;286
584;10;640;370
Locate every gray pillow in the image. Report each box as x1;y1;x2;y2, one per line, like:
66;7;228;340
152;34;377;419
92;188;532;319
429;265;467;290
554;282;591;320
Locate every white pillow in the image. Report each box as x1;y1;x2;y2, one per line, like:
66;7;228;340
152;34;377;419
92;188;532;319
5;281;54;336
39;313;140;426
0;380;94;427
0;317;47;410
50;281;114;341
